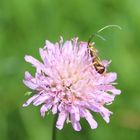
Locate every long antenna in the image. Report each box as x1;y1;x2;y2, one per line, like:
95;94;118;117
88;34;106;45
88;24;121;44
97;24;121;33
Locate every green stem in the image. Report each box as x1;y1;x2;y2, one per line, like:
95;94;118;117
52;114;58;140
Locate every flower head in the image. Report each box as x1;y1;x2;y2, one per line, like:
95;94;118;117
23;37;121;131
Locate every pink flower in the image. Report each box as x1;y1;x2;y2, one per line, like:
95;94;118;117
23;37;121;131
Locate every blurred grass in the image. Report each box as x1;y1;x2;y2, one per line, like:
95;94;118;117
0;0;140;140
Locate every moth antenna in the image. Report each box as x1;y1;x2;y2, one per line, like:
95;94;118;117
88;33;106;45
95;34;106;41
88;25;121;44
97;25;121;33
88;34;96;45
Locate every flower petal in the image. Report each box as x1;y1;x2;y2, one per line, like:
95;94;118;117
24;55;44;72
72;121;81;131
100;107;112;123
71;113;81;131
23;94;39;107
109;89;121;95
45;40;55;53
82;109;98;129
40;104;52;117
23;80;38;90
24;71;33;80
52;104;58;114
33;94;50;106
62;41;73;56
71;106;80;121
39;48;48;62
104;73;117;83
56;112;68;130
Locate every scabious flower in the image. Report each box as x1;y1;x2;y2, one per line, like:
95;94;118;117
23;37;121;131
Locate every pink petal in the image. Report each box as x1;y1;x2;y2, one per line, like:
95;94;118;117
23;94;39;107
23;80;38;90
83;109;98;129
100;107;112;123
79;41;88;48
33;94;50;106
39;48;48;62
62;41;73;55
56;112;67;130
72;122;81;131
24;55;44;72
40;104;52;117
45;40;55;52
97;85;114;91
78;42;87;57
102;60;111;68
71;106;80;121
52;104;58;114
104;73;117;83
96;91;114;103
72;37;78;47
71;113;81;131
24;71;33;80
109;89;121;95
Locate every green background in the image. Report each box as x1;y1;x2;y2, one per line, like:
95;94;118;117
0;0;140;140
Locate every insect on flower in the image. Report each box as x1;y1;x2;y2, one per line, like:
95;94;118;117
22;25;121;131
87;37;105;74
87;25;121;74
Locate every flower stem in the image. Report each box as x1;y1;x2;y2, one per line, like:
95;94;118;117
52;114;58;140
